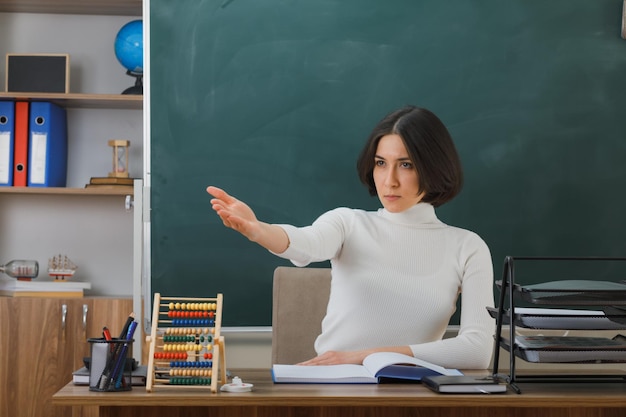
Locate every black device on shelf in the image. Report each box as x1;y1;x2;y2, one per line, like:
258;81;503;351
491;256;626;393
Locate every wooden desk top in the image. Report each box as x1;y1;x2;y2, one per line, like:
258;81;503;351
53;369;626;409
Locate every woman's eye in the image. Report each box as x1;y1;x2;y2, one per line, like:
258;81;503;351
401;162;413;169
375;160;385;166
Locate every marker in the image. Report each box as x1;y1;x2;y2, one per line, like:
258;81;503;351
119;313;135;340
103;326;114;353
102;326;112;341
100;313;135;390
126;320;138;340
113;321;139;389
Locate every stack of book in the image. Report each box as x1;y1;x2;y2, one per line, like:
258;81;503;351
85;177;135;192
73;364;147;386
0;278;91;297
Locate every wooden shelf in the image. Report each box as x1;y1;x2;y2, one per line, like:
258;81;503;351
0;93;142;110
0;187;133;196
0;0;141;15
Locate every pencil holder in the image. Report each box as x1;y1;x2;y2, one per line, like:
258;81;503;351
88;337;134;392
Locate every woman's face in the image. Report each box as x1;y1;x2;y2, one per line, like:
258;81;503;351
373;134;424;213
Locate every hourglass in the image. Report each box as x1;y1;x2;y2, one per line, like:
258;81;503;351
108;140;130;178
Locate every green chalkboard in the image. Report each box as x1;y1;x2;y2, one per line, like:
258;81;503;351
150;0;626;326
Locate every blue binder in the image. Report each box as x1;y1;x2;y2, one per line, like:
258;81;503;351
28;101;68;187
0;101;15;186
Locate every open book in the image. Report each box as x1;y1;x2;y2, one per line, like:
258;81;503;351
272;352;462;384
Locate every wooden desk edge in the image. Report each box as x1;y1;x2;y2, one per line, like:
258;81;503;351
53;369;626;408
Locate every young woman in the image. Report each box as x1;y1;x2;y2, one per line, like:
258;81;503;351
207;105;494;369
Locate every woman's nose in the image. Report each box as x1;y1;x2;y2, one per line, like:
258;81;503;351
385;168;399;187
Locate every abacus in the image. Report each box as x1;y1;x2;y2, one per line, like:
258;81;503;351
145;293;226;393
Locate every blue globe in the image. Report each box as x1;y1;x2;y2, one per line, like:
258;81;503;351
115;20;143;74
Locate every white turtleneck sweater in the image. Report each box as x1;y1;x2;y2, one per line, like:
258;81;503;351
274;203;494;369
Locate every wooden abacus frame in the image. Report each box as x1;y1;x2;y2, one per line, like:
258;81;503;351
146;293;226;393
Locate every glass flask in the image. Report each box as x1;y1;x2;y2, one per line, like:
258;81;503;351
0;260;39;279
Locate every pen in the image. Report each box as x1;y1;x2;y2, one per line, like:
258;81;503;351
119;312;135;339
98;348;117;390
102;326;112;341
100;313;135;390
108;343;128;389
113;321;139;389
126;320;138;340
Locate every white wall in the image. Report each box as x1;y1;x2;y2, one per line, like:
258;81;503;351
0;12;140;95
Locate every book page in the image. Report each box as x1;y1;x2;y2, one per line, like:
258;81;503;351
272;352;461;384
272;364;376;383
362;352;458;376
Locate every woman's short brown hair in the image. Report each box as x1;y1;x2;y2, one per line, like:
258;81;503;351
356;105;463;208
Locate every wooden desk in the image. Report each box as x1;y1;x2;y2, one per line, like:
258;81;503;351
53;369;626;417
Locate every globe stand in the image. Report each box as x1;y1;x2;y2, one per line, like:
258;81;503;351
122;70;143;95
